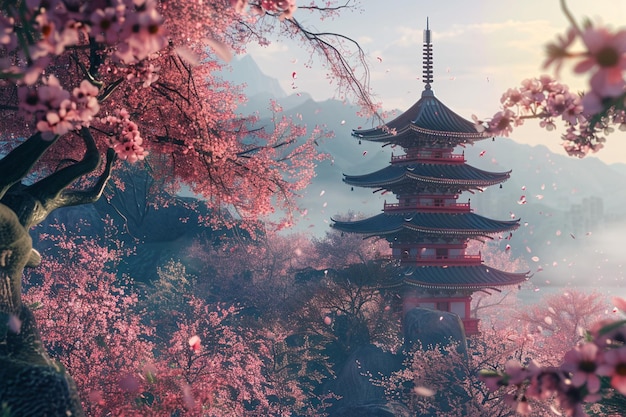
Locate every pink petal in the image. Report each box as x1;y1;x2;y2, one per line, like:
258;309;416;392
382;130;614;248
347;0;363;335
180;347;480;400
206;38;232;62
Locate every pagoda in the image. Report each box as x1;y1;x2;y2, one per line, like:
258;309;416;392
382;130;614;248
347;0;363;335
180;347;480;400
331;22;529;336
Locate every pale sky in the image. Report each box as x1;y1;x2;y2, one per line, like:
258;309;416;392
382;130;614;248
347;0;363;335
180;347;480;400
245;0;626;165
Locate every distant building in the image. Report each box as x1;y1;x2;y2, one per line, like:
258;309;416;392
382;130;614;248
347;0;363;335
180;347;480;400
568;196;604;237
331;22;529;336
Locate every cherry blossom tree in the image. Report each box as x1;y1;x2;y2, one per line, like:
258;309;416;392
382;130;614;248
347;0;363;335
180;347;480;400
22;228;156;415
382;290;610;417
0;0;378;230
0;1;381;413
141;252;333;416
478;294;626;417
475;0;626;158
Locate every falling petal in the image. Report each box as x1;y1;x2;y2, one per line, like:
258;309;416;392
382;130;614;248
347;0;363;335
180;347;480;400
7;314;21;334
531;256;540;262
181;383;195;410
292;71;297;79
377;56;383;63
175;46;201;66
341;120;346;125
479;150;486;157
119;374;140;392
414;386;435;397
362;151;367;156
324;316;332;325
521;185;526;190
544;316;553;325
319;190;325;197
535;194;544;200
206;38;232;62
612;297;626;312
505;244;511;251
188;335;201;352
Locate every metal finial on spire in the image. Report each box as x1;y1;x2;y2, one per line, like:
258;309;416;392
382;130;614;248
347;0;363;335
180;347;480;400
422;18;433;91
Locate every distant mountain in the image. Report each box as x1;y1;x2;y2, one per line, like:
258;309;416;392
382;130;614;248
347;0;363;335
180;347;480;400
220;54;287;100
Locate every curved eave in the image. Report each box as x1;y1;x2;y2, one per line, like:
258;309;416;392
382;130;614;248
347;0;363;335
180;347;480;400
330;213;404;236
343;165;405;188
331;212;520;237
401;265;530;290
405;170;511;187
343;164;512;189
352;91;488;142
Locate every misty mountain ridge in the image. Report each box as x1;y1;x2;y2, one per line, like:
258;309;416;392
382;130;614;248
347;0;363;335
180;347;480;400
226;55;626;291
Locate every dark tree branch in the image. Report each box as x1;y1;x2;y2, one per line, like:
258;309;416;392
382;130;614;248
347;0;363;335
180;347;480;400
0;132;59;201
1;128;116;229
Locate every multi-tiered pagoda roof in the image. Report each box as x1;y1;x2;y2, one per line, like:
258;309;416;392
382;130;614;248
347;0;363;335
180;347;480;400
330;21;528;332
332;212;519;240
343;163;511;194
352;88;486;148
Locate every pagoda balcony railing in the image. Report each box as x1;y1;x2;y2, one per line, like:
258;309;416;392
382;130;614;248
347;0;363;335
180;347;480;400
391;152;465;164
384;202;471;213
382;253;483;265
409;254;483;265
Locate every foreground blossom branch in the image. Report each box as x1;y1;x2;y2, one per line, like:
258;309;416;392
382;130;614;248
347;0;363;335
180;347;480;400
480;297;626;416
477;0;626;158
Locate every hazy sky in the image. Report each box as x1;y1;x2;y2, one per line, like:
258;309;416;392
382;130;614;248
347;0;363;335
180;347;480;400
245;0;626;165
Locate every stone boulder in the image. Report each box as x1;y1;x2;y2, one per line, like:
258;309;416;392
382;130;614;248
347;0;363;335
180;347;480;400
325;344;402;411
403;307;467;356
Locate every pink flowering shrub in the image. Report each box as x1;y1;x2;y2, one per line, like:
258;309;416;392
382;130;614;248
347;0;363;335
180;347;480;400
478;1;626;158
23;228;156;415
480;297;626;417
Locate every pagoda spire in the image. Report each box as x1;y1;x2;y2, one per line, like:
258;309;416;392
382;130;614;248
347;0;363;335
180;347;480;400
422;18;434;93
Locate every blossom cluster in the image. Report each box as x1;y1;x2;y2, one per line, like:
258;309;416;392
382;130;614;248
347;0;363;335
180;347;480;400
231;0;297;20
479;5;626;158
480;297;626;417
99;108;148;162
1;0;166;154
1;0;167;85
18;75;100;140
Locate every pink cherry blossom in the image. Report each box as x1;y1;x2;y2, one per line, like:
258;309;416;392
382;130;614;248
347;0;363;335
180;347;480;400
574;26;626;98
89;7;124;45
485;109;518;137
561;342;602;393
597;346;626;395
